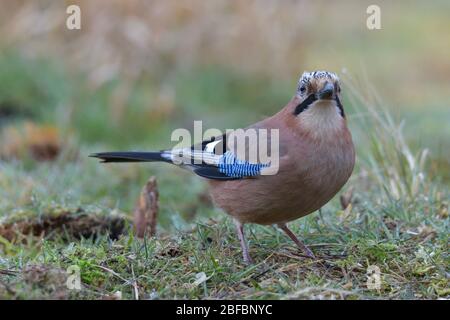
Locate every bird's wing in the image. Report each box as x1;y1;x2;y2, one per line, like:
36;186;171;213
168;132;273;180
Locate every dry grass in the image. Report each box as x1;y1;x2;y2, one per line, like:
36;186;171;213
0;1;313;85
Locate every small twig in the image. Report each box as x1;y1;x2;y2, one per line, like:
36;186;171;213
94;265;128;283
130;264;139;300
0;268;18;276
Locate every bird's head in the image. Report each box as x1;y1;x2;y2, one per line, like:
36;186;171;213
293;70;344;117
292;71;346;137
297;71;341;100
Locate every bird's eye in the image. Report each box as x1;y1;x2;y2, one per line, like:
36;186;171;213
300;85;306;93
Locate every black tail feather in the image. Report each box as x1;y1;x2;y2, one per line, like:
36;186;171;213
90;151;169;163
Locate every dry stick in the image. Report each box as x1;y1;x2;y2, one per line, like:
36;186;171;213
130;264;139;300
94;264;139;299
94;265;128;283
133;177;159;238
0;269;18;276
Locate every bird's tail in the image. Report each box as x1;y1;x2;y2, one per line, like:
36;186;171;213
90;151;171;163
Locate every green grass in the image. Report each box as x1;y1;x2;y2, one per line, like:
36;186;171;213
0;54;448;299
0;194;447;299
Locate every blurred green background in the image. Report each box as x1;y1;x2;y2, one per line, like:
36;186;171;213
0;0;449;226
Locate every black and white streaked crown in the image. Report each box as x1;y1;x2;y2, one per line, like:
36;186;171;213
297;71;340;92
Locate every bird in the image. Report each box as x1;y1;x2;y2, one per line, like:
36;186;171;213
91;70;355;263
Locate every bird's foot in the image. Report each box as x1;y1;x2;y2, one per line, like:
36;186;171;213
242;252;253;265
301;244;316;259
277;223;316;259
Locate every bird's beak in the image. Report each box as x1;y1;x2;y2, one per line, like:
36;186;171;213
317;82;334;100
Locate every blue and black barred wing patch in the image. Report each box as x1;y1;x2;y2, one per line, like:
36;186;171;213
190;151;269;180
218;151;269;178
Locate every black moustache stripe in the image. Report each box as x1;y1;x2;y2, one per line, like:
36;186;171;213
294;94;345;118
335;95;345;118
293;94;317;115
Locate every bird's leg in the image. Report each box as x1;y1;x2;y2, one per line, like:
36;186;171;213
277;223;316;259
233;219;252;264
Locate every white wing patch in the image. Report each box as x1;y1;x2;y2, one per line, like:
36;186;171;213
204;140;221;153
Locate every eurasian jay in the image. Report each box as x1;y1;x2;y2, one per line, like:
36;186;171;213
92;71;355;263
